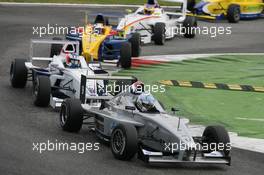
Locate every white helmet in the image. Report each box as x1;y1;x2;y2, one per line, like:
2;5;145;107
136;92;156;112
94;23;104;34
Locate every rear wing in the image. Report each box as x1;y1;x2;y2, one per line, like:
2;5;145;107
29;39;80;62
80;74;137;103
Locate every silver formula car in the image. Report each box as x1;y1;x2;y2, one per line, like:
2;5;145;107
10;39;107;108
60;75;231;165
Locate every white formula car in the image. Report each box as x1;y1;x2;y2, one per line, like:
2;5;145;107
10;39;108;108
117;0;197;45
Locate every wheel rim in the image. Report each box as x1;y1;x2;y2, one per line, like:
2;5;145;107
60;104;68;126
112;129;126;154
234;9;240;21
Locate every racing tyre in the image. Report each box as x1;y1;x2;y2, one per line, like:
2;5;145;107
227;4;240;23
60;98;83;132
120;42;132;69
202;125;231;156
129;33;141;57
110;124;138;160
10;59;28;88
153;22;166;45
183;16;197;38
33;76;51;107
50;37;63;57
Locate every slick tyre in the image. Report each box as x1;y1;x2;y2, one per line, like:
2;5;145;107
60;98;83;132
153;22;166;45
129;33;141;57
33;76;51;107
202;125;231;156
110;124;138;160
183;16;197;38
10;59;28;88
227;4;240;23
120;42;132;69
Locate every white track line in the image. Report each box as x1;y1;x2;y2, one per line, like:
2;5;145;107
140;53;264;62
236;117;264;122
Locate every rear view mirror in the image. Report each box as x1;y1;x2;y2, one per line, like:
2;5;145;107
125;9;133;14
171;107;179;112
50;62;59;68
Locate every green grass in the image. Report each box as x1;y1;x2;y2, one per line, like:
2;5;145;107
117;55;264;139
0;0;177;5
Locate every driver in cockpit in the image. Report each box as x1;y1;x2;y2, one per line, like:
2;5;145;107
144;0;160;15
136;92;159;113
64;53;81;68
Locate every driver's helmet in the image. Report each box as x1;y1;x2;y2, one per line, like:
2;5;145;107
144;4;155;15
65;54;81;68
136;92;156;112
93;23;104;34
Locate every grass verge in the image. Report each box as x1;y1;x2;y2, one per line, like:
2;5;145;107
117;55;264;139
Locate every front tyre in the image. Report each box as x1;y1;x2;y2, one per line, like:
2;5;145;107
60;98;83;132
183;16;197;38
10;59;28;88
153;22;166;45
129;33;141;57
33;76;51;107
227;4;240;23
110;124;138;160
120;42;132;69
202;125;231;156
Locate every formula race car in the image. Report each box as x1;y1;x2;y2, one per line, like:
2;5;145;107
192;0;264;23
117;0;197;45
10;39;108;108
117;0;198;45
62;14;141;69
60;76;231;165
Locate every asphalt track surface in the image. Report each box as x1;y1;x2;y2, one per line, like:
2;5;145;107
0;5;264;175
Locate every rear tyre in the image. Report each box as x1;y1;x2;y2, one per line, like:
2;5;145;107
33;76;51;107
50;37;63;57
153;23;166;45
129;33;141;57
10;59;28;88
110;124;138;160
60;98;83;132
120;42;132;69
227;4;240;23
183;16;197;38
202;125;231;156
